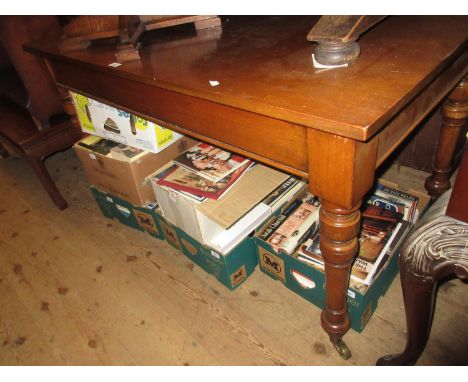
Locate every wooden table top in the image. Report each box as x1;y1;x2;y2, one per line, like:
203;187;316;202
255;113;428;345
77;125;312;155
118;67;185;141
26;16;468;141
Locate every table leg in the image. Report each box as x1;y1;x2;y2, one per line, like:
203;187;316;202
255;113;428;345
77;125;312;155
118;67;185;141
425;77;467;198
307;129;378;359
320;200;360;359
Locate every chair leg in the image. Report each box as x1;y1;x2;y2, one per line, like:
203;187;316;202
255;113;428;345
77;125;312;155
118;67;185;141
0;141;10;158
377;274;436;365
26;156;68;210
377;216;468;366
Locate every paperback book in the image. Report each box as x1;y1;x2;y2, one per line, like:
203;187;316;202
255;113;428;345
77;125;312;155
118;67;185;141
296;203;409;286
258;199;303;241
266;195;320;255
172;142;252;182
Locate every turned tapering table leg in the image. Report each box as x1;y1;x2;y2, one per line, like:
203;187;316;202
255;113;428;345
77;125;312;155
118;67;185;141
319;201;361;359
307;129;378;359
425;77;467;198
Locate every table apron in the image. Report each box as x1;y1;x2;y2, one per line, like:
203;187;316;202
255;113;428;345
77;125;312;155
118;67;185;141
49;59;309;178
375;50;468;168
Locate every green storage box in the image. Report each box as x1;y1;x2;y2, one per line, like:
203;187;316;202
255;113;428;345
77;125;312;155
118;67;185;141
255;220;401;333
174;224;258;290
90;186;164;240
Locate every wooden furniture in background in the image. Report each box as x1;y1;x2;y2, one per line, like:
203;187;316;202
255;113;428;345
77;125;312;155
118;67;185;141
426;78;468;198
25;16;468;358
378;144;468;366
59;15;221;63
0;16;82;209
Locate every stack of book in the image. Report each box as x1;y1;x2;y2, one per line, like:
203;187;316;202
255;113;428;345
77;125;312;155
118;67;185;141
155;142;255;201
295;184;414;287
258;193;321;255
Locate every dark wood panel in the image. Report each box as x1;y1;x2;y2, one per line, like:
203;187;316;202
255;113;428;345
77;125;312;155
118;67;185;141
50;59;309;177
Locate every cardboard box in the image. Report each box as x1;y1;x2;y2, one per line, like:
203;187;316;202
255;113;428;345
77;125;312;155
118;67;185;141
90;186;165;240
75;135;197;206
91;184;260;289
255;182;429;333
256;236;400;332
151;164;291;246
158;206;274;290
71;91;183;153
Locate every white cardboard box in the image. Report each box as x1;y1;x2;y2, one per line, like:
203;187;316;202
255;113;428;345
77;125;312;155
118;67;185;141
151;164;291;250
71;91;183;153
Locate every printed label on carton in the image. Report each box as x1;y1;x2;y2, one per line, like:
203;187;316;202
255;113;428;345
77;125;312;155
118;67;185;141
134;210;158;234
161;221;180;249
230;265;247;287
258;246;285;283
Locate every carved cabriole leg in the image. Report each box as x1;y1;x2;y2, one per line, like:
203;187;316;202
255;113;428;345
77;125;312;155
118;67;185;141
307;128;378;359
377;216;468;365
425;77;467;198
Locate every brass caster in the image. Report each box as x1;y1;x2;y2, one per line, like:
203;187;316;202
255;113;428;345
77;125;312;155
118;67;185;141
333;339;352;360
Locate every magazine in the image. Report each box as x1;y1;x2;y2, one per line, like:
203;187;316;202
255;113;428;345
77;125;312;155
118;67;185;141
156;162;253;200
172;142;252;182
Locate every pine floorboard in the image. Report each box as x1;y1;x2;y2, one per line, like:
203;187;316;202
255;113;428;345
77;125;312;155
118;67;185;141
0;148;467;365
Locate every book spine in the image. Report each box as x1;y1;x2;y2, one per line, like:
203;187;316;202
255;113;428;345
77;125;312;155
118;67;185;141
377;184;419;203
270;181;306;211
262;177;299;206
278;207;320;255
258;199;302;241
373;191;412;220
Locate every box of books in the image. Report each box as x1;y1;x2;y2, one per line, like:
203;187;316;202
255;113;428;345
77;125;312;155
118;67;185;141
70;91;183;154
150;143;295;246
165;180;306;290
74;135;198;206
174;224;259;290
255;182;424;332
90;186;165;240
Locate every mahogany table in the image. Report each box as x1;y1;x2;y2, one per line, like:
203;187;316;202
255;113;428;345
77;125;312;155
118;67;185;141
26;16;468;359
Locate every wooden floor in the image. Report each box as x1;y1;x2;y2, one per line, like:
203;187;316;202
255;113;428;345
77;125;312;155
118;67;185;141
0;148;467;366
